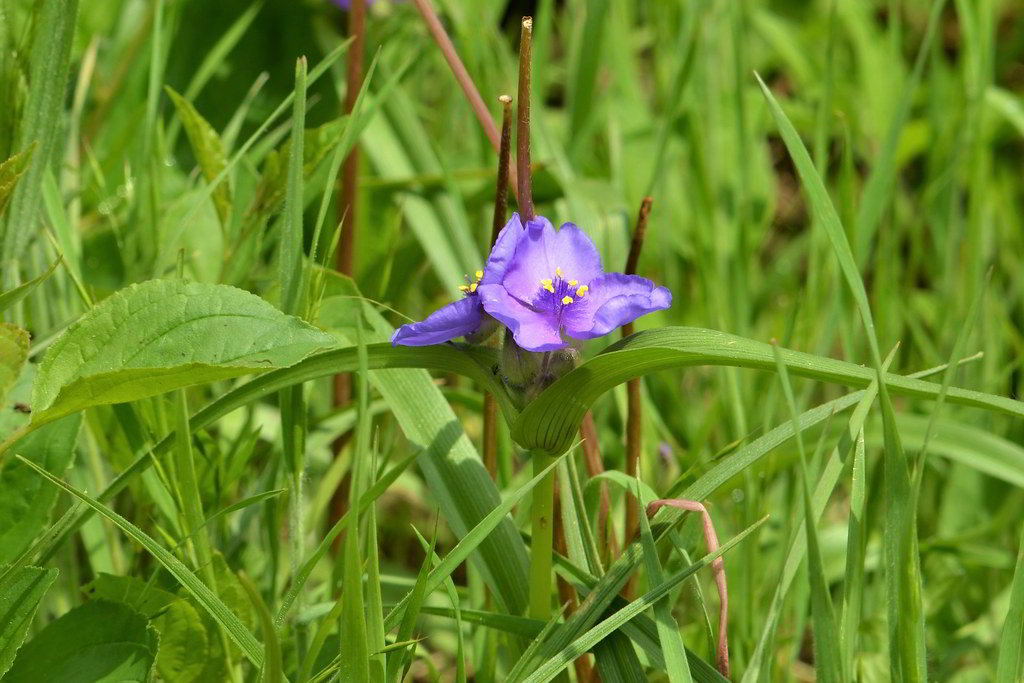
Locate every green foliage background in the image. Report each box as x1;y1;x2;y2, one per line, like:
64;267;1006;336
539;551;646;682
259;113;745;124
1;0;1024;680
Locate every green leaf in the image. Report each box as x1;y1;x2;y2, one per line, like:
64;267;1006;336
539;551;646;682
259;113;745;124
637;485;693;683
83;574;179;618
31;278;336;423
4;599;158;683
0;144;36;220
0;565;58;678
0;257;59;316
239;573;283;683
382;453;565;632
0;414;81;563
0;323;29;407
154;599;209;683
15;455;264;668
514;327;1024;455
521;518;766;683
0;0;78;268
996;525;1024;682
165;87;232;228
772;344;841;683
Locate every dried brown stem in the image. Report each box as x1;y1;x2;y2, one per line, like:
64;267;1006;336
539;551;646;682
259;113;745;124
622;197;652;598
482;95;514;482
491;95;514;243
330;0;365;533
516;17;534;220
580;412;618;565
411;0;517;200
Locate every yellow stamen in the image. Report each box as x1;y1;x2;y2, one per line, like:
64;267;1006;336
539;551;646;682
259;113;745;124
540;278;555;293
561;295;574;305
469;282;478;293
576;285;589;297
555;266;563;277
568;279;578;286
540;278;553;286
475;270;484;280
459;285;470;292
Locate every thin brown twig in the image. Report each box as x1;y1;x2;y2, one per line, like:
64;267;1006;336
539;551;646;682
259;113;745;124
580;412;618;565
410;0;518;201
330;0;365;544
516;16;534;220
622;196;652;598
482;95;514;481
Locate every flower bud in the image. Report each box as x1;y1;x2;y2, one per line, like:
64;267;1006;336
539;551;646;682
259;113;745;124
464;313;499;345
500;330;544;408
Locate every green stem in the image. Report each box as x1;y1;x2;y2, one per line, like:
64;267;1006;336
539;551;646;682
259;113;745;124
171;390;237;682
529;450;555;619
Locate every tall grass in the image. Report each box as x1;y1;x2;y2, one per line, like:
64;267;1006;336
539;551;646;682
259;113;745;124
1;0;1023;680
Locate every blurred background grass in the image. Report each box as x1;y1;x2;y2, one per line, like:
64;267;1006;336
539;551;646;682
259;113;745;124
2;0;1024;680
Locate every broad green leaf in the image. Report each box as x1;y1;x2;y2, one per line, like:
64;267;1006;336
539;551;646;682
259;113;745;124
154;599;209;683
4;599;158;683
0;565;58;678
0;0;77;268
84;573;178;618
31;278;336;423
0;323;29;406
0;144;36;220
165;87;232;228
514;327;1024;455
0;414;81;563
16;455;264;668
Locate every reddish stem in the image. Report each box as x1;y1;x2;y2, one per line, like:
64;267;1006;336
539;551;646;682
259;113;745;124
622;197;652;597
410;0;517;200
516;17;534;220
648;498;730;678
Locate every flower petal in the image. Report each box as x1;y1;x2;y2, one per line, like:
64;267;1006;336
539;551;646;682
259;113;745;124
548;222;603;285
391;296;482;346
499;216;557;302
562;273;672;339
477;283;566;351
481;213;526;285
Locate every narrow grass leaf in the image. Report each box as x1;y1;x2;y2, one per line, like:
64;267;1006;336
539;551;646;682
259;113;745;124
15;455;264;667
0;565;58;678
382;453;565;631
637;482;693;683
239;573;283;683
521;517;766;683
0;257;58;315
996;524;1024;682
772;344;841;683
1;0;78;268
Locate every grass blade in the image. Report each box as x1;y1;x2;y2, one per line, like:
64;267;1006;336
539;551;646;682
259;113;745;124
16;454;263;667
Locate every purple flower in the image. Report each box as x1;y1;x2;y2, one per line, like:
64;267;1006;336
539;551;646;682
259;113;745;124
332;0;374;9
477;217;671;352
390;213;533;346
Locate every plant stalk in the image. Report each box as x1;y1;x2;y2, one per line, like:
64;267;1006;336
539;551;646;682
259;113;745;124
516;16;534;219
529;450;555;619
621;197;652;596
